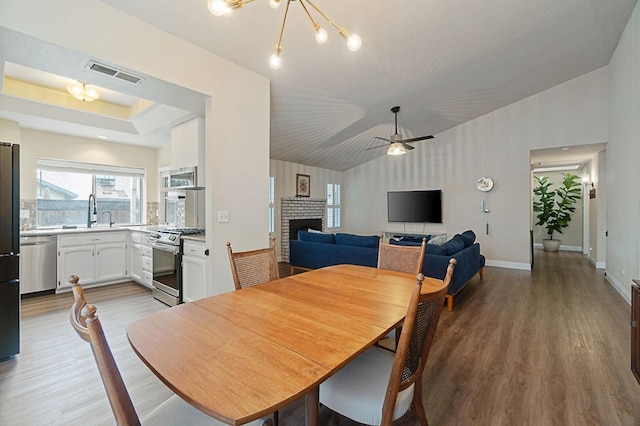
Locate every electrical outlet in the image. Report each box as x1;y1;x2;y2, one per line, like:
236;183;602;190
217;210;229;223
622;267;625;277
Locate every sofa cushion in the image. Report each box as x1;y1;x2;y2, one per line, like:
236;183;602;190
335;233;379;248
425;243;447;256
460;230;476;247
298;230;335;244
441;234;465;255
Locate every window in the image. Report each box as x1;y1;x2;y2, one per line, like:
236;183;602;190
36;159;145;228
327;183;341;229
269;175;275;233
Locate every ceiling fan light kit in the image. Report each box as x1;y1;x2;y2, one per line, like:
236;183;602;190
207;0;361;69
366;106;434;156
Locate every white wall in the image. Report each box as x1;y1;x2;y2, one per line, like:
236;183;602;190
606;1;640;301
0;118;20;143
343;67;609;270
1;0;271;295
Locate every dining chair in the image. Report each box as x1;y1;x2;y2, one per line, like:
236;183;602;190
377;236;426;275
225;239;281;426
377;236;427;350
226;237;280;290
319;258;456;426
68;275;273;426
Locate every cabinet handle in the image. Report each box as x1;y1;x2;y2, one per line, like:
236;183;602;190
92;238;100;241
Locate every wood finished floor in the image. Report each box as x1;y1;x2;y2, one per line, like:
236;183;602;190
1;251;639;425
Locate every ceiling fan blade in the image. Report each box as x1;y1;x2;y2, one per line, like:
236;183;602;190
365;145;390;151
401;135;434;143
402;143;415;150
374;136;393;143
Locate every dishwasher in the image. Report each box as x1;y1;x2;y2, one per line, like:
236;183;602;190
19;235;57;295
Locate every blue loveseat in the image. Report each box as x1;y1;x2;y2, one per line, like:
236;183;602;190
289;230;485;311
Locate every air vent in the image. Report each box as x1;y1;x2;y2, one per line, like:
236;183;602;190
86;61;143;84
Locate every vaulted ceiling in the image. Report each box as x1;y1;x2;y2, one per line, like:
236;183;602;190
1;0;637;170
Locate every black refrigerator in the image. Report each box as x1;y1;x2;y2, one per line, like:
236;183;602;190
0;142;20;360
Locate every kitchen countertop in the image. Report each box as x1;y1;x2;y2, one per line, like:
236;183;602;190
181;233;206;243
21;225;168;238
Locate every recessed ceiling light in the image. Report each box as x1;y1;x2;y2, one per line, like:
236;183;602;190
97;135;110;140
561;147;569;151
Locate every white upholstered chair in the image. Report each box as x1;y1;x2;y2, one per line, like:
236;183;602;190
319;259;455;426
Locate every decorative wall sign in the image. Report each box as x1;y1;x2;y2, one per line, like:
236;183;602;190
296;173;310;197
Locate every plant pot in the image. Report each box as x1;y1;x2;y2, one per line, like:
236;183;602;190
542;239;561;252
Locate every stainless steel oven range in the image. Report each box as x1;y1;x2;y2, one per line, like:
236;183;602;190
150;228;204;306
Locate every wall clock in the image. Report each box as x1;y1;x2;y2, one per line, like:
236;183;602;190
476;177;494;192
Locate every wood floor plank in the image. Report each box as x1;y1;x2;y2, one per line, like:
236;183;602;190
1;252;639;425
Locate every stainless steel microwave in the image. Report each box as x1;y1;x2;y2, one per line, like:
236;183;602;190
164;167;199;189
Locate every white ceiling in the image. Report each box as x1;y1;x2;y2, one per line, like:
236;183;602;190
1;0;636;169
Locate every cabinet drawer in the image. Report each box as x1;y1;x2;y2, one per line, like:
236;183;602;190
130;232;143;244
59;231;127;247
141;256;152;272
141;246;153;258
183;241;207;258
142;270;153;286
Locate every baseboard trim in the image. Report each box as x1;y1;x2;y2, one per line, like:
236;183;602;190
485;259;531;271
605;272;631;305
533;243;582;252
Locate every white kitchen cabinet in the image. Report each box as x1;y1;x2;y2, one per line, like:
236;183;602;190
182;240;207;302
171;117;204;185
57;232;128;289
58;245;96;286
129;243;143;283
129;232;153;288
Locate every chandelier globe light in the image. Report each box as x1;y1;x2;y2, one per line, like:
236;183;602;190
67;82;101;102
207;0;361;69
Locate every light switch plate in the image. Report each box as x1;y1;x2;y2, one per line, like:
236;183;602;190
217;210;229;223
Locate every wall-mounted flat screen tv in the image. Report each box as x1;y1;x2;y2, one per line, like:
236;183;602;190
387;190;442;223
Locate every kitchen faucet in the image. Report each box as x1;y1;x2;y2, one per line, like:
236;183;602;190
87;194;97;228
102;211;115;228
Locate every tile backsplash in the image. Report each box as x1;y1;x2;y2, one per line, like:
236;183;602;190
20;199;160;231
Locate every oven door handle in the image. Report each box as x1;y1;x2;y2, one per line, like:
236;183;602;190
151;242;179;254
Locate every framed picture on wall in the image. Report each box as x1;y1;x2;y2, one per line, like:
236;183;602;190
296;173;310;197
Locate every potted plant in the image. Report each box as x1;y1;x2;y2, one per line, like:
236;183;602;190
532;173;582;251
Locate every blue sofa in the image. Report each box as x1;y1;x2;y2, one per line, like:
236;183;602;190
289;230;485;311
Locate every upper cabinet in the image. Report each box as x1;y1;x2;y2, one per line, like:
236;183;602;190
171;117;205;187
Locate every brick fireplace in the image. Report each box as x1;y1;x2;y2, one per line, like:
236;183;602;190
281;197;326;262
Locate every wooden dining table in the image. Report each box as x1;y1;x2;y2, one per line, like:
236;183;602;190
127;264;446;426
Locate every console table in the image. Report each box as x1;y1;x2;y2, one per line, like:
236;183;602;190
383;230;446;243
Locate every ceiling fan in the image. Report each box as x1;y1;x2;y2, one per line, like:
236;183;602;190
366;106;434;155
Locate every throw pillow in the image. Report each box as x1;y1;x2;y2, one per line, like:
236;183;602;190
298;230;335;244
441;234;465;255
460;230;476;247
427;234;447;246
335;233;380;248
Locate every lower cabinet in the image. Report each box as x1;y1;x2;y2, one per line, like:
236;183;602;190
57;232;128;289
182;240;207;302
129;232;153;288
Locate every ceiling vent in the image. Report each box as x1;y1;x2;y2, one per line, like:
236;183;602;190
86;61;143;84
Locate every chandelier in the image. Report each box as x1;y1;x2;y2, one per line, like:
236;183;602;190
67;81;101;102
207;0;362;69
